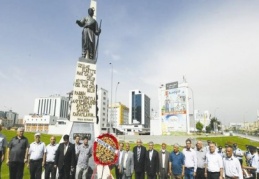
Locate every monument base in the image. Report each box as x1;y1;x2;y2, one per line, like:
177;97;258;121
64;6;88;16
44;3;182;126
66;122;100;178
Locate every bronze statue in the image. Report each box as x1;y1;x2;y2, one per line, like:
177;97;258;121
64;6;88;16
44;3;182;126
76;8;101;59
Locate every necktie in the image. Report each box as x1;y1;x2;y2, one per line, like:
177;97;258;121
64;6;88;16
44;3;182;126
137;147;141;161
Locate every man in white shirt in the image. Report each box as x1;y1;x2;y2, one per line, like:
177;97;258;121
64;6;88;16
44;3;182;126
205;142;223;179
223;146;243;179
183;138;197;179
247;148;259;179
28;133;46;179
44;136;59;179
233;143;244;166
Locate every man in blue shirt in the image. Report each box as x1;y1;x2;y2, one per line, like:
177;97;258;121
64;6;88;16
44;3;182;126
169;143;185;179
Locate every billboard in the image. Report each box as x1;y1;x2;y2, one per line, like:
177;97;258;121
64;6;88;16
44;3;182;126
160;85;188;133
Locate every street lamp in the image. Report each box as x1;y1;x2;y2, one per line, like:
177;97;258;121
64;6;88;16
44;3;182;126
109;62;113;133
114;82;120;134
188;87;195;132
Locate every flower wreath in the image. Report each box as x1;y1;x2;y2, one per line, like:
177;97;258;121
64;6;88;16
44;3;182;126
93;133;119;165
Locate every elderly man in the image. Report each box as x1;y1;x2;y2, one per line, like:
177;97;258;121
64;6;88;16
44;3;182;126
195;141;206;179
158;143;170;179
28;132;46;179
145;141;159;179
223;146;243;179
0;124;7;178
133;139;146;179
6;127;29;179
183;139;197;179
205;142;223;179
120;143;134;179
169;143;185;179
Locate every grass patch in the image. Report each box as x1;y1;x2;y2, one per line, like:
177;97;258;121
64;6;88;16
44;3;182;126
197;136;259;150
1;129;61;179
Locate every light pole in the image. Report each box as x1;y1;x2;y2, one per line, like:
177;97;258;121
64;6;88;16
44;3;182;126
114;82;120;134
109;62;113;133
188;87;195;132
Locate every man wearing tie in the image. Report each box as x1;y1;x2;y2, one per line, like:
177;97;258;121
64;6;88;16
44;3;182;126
120;143;134;179
54;134;75;179
116;143;124;179
145;141;159;179
133;139;146;179
158;143;170;179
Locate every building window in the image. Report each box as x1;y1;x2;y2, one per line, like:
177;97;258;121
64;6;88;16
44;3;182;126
103;108;105;110
103;92;106;95
103;97;106;100
103;102;106;105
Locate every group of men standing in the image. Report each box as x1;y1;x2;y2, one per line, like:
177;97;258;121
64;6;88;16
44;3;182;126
115;138;251;179
3;126;92;179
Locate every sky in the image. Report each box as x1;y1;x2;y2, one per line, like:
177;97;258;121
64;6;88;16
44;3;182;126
1;0;259;125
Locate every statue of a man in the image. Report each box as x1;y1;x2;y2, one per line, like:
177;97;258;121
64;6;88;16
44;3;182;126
76;8;101;59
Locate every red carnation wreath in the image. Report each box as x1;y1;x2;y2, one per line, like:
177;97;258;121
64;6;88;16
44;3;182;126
93;133;119;165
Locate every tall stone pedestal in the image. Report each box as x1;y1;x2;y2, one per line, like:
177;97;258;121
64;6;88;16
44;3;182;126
67;58;100;178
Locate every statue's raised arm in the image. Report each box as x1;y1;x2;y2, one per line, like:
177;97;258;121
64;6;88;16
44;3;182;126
76;8;101;60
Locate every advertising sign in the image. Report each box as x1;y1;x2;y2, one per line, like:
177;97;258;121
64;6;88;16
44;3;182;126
160;85;188;133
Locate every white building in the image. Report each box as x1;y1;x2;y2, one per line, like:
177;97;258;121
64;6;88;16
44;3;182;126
23;114;59;133
34;95;69;118
129;90;151;128
194;110;211;130
97;88;109;132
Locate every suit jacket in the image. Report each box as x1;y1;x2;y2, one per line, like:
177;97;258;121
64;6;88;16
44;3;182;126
133;145;146;172
145;149;159;176
55;142;75;169
119;151;134;176
158;150;170;174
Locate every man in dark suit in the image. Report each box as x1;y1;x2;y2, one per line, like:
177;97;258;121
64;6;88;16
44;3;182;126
158;143;170;179
133;139;146;179
145;141;159;179
54;134;75;179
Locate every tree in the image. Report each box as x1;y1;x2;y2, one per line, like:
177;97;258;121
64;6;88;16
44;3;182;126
206;126;212;133
196;121;204;132
209;117;221;132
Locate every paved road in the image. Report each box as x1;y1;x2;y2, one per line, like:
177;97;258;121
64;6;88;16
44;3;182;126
234;133;259;142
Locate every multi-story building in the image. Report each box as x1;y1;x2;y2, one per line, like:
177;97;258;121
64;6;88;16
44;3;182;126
97;88;109;132
108;102;129;128
129;90;151;128
34;95;69;118
0;110;19;127
23;114;58;133
194;110;211;130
